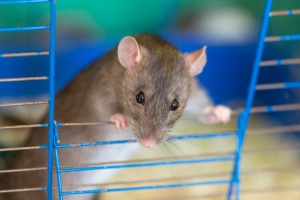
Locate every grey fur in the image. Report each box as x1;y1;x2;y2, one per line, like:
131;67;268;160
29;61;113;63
0;34;215;200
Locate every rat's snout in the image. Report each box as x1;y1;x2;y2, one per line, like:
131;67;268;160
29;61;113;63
137;128;166;149
140;138;157;148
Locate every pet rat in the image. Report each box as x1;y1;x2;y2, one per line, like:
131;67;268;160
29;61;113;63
0;34;231;200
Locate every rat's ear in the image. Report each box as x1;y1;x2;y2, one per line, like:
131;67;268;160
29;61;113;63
118;36;142;70
184;46;207;76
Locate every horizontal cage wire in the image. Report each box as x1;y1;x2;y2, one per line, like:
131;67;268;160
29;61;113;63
0;0;299;199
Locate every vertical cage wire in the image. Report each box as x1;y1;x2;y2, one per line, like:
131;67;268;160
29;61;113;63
226;0;274;200
0;0;56;199
47;0;56;199
227;0;300;199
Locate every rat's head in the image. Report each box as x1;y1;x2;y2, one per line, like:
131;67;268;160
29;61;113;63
118;35;207;148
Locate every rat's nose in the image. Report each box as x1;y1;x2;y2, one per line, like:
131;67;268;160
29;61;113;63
141;138;157;148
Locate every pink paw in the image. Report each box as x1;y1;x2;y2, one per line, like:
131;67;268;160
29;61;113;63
110;114;130;131
206;105;231;124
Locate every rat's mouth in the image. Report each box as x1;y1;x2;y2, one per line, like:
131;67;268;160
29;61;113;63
131;122;167;148
135;132;166;149
139;138;158;148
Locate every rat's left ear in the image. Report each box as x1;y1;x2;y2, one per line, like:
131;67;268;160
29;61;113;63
184;46;207;76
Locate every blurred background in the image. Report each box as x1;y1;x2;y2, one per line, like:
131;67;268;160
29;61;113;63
0;0;300;199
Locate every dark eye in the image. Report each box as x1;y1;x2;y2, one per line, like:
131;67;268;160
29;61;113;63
170;99;179;111
136;91;145;105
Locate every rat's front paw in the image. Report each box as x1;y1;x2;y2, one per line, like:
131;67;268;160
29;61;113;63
205;105;231;124
110;114;130;131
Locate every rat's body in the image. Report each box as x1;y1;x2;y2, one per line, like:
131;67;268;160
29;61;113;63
0;34;230;200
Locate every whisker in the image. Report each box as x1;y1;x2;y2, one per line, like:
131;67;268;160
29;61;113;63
168;134;177;142
123;128;132;134
164;143;172;155
166;132;203;151
179;139;203;150
168;130;187;135
179;114;201;119
164;141;183;155
159;142;170;157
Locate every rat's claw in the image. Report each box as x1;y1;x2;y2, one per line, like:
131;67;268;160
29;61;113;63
110;114;130;131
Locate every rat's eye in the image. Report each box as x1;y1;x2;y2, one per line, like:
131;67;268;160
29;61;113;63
170;99;179;111
136;91;145;105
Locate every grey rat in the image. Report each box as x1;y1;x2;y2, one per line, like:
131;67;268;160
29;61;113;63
0;34;231;200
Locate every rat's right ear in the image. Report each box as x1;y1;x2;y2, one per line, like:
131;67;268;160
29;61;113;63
118;36;142;70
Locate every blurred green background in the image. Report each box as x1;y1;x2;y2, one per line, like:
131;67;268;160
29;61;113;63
0;0;299;40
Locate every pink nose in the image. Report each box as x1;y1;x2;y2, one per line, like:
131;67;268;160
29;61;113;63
141;139;156;148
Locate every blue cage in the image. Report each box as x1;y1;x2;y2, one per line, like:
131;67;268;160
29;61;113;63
0;0;299;199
